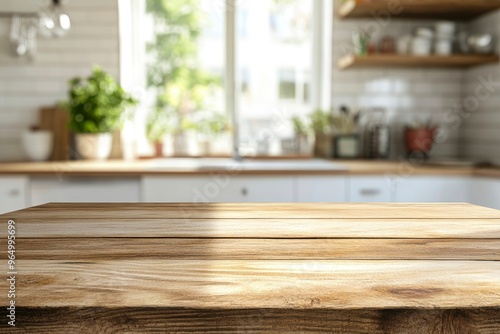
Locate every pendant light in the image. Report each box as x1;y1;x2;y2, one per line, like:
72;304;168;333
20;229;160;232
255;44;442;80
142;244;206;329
38;0;71;38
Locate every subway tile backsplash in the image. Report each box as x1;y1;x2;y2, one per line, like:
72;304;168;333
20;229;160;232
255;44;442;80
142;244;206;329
461;10;500;162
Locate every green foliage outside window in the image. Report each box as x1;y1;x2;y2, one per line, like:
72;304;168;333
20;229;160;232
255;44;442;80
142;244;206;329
145;0;222;142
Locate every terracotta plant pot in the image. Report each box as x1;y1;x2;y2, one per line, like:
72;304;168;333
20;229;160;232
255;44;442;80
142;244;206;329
154;142;163;157
404;128;436;154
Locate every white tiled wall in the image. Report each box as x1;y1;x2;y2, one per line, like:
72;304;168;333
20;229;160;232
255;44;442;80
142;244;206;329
0;0;120;161
331;5;463;159
460;10;500;162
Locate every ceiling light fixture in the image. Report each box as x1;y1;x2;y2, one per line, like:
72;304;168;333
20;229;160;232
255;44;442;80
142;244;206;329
38;0;71;38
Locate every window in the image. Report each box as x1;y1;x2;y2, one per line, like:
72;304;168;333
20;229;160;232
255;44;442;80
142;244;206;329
119;0;332;157
279;69;297;100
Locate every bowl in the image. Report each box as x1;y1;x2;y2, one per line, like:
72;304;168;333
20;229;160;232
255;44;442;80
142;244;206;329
22;130;53;161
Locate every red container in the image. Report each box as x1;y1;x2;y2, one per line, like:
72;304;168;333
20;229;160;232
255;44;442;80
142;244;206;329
404;128;436;153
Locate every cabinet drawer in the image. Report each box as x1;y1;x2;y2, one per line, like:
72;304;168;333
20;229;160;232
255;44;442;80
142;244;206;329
142;175;294;203
296;176;347;202
349;176;392;202
0;176;29;214
30;178;140;206
470;177;500;210
394;176;469;203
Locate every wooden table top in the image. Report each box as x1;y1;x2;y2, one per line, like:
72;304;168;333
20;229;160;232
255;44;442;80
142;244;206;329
2;159;497;177
1;202;499;310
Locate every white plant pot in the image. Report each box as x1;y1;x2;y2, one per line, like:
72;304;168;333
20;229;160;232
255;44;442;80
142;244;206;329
75;133;113;160
22;130;53;161
173;132;199;156
209;134;232;156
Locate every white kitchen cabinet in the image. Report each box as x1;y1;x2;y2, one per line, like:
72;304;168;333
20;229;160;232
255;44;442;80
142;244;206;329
348;176;393;202
470;177;500;210
0;176;29;214
142;175;295;202
30;177;140;206
394;176;470;203
296;176;347;202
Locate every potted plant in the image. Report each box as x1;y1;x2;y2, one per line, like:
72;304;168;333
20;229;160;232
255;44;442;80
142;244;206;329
197;112;231;156
146;109;171;157
291;116;311;155
309;109;332;158
404;118;438;159
331;105;362;159
66;66;137;160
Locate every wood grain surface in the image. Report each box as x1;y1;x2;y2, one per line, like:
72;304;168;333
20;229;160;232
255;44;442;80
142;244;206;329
6;259;500;309
7;202;500;219
1;202;500;332
337;0;500;20
5;308;500;334
0;159;493;177
337;54;500;70
3;238;500;260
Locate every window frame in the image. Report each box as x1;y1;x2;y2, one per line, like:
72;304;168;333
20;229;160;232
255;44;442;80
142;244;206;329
119;0;333;156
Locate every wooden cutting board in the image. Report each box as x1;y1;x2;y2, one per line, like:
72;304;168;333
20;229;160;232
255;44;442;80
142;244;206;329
38;106;70;161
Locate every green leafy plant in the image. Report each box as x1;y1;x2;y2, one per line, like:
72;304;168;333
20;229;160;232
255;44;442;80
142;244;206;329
146;109;171;143
309;109;331;135
331;106;361;134
198;113;231;138
66;66;137;133
291;116;308;136
146;0;221;137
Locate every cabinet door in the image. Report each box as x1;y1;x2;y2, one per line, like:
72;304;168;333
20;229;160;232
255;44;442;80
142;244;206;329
349;176;393;202
470;177;500;210
30;177;140;206
296;176;347;202
142;175;294;202
394;176;469;203
0;176;29;214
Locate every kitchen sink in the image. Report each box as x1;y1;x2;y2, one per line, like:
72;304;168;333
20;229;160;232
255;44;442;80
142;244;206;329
147;158;347;171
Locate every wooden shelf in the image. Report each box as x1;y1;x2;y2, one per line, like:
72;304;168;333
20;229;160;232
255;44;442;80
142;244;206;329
338;0;500;20
337;54;500;70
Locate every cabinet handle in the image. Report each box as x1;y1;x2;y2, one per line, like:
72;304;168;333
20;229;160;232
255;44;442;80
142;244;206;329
241;188;248;196
9;189;20;197
360;189;381;196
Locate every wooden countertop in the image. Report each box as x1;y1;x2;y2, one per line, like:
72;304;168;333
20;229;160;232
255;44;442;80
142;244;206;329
0;159;499;177
1;202;500;332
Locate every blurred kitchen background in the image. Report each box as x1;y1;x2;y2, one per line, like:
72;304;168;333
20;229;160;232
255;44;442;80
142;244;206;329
1;0;500;213
1;0;499;161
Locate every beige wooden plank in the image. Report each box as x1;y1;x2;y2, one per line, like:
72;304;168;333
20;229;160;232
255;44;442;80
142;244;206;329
5;238;500;260
338;54;500;70
3;218;500;238
7;308;500;334
3;203;499;220
7;260;500;309
338;0;500;20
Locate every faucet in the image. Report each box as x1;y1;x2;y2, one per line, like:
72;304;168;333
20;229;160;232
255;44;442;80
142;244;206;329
232;122;243;162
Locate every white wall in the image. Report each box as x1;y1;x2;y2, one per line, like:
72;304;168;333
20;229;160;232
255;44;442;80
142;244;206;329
460;10;500;161
0;0;120;161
